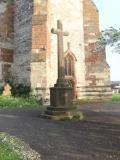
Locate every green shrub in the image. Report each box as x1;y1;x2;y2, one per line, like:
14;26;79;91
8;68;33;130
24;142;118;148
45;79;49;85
0;96;41;108
10;84;31;98
0;86;3;95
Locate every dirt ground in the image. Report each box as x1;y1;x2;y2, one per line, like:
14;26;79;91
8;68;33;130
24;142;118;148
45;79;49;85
0;102;120;160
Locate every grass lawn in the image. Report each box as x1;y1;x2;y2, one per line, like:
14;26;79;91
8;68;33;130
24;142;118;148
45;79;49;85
0;132;41;160
0;96;41;108
0;142;22;160
112;93;120;102
0;93;120;109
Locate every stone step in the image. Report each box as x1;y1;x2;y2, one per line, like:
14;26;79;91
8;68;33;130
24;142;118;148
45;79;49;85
47;106;75;112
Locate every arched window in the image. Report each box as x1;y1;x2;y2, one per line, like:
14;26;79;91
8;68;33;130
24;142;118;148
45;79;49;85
64;55;74;76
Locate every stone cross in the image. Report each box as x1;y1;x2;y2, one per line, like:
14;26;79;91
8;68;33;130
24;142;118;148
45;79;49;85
51;20;69;79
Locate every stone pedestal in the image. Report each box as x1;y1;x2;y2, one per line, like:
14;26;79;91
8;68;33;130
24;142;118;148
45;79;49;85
43;79;78;120
45;86;73;116
50;87;73;107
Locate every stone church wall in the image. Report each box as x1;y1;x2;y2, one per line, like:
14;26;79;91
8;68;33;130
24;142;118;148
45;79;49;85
31;0;50;99
0;0;111;100
13;0;33;86
48;0;86;98
0;1;13;85
82;0;111;99
32;0;111;100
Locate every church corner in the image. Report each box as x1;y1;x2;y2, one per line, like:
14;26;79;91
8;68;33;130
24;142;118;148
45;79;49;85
0;0;112;101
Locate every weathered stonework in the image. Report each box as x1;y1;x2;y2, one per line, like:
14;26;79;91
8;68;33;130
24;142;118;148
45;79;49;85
0;0;13;85
13;0;33;86
0;0;111;100
47;0;87;101
82;0;111;99
31;0;48;89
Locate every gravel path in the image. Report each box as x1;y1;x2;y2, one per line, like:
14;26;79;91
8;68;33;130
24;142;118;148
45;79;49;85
0;102;120;160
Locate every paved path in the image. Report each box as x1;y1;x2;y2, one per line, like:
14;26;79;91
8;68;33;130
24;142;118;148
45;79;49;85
0;103;120;160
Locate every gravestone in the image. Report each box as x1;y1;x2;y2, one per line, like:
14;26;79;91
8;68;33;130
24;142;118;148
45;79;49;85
44;20;75;119
3;83;11;96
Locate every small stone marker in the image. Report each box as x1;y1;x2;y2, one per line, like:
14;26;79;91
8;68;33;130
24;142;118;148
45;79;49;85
3;83;11;96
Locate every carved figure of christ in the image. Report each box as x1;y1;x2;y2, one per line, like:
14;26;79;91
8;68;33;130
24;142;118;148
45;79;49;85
51;20;69;79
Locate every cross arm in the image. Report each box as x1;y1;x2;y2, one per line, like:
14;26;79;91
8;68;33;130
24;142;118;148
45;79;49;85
51;28;59;34
51;28;69;36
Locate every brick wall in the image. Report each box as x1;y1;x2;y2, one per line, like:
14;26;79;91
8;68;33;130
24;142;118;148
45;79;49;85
30;0;49;100
0;1;14;40
0;48;13;62
83;0;110;87
0;1;14;85
0;48;13;83
32;0;48;59
83;0;100;53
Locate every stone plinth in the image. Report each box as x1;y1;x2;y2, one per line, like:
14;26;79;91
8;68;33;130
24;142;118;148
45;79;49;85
42;80;84;120
45;86;73;115
50;87;73;107
44;77;75;119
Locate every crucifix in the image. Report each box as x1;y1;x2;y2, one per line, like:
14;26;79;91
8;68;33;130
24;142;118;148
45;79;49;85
51;20;69;79
44;20;74;119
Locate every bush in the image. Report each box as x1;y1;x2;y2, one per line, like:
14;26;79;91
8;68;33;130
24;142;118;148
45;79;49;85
0;87;3;95
0;96;41;108
11;84;31;98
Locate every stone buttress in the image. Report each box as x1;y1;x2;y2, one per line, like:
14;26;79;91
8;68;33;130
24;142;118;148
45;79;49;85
81;0;112;100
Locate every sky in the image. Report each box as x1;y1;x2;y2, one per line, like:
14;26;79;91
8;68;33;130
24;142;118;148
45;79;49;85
93;0;120;81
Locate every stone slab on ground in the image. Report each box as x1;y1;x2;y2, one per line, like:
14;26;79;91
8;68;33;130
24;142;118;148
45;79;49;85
0;103;120;160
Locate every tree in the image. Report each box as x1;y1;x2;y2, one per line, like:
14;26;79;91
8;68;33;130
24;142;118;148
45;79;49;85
99;27;120;53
